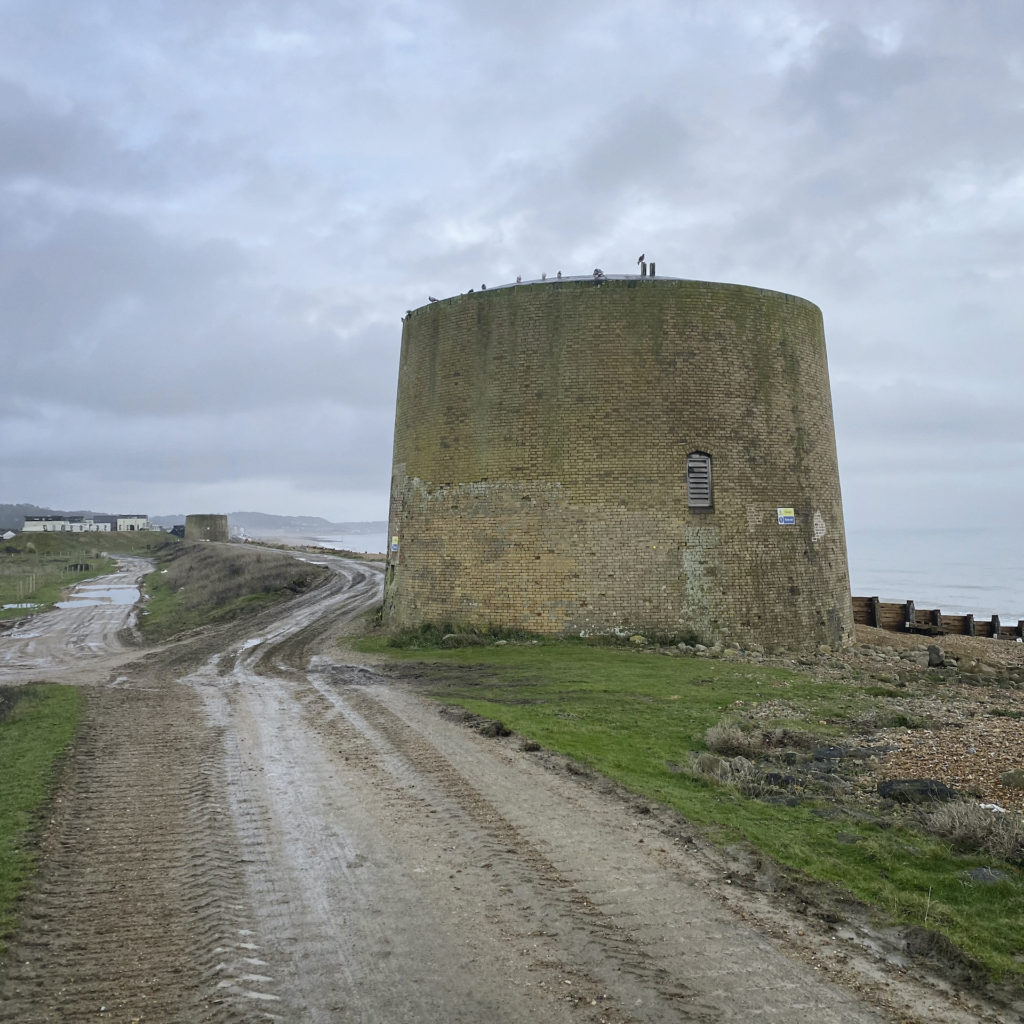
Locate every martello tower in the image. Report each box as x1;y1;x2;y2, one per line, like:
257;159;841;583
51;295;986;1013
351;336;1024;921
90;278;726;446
384;275;853;651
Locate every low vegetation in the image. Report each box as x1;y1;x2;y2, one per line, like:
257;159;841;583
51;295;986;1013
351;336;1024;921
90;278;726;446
925;800;1024;862
0;531;170;621
139;542;329;641
0;684;82;951
383;621;543;648
352;631;1024;983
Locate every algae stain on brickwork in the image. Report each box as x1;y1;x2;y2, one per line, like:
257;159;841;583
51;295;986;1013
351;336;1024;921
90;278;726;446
681;524;720;633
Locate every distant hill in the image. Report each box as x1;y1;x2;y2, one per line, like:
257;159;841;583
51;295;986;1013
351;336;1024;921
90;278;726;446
1;504;385;536
150;512;386;535
0;503;125;531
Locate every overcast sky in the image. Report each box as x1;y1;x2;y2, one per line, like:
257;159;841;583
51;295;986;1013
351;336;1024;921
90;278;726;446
1;0;1021;531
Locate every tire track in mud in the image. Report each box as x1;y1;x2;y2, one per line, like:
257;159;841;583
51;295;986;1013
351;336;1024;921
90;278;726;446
189;655;624;1024
0;555;386;1024
0;681;278;1024
296;668;890;1024
246;564;382;680
298;677;701;1021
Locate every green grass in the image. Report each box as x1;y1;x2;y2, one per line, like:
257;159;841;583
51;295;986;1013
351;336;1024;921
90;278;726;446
139;542;329;641
352;636;1024;980
0;684;82;951
0;531;171;621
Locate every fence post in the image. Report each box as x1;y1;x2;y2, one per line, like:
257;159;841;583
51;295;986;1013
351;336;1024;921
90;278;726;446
904;600;915;632
931;609;943;631
991;615;1001;639
869;596;881;628
964;614;975;636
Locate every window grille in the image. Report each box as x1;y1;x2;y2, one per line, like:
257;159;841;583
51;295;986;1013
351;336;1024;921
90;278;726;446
687;452;713;508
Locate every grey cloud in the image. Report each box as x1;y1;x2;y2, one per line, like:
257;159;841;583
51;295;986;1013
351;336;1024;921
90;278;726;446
0;0;1020;528
0;79;111;182
834;382;1022;450
779;22;930;137
0;202;243;357
1;400;394;495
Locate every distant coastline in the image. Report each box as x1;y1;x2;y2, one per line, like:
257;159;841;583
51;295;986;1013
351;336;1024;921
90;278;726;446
250;530;388;555
846;526;1023;623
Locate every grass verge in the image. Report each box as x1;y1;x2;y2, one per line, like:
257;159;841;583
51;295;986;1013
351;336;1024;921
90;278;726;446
140;542;329;641
352;635;1024;982
0;684;82;951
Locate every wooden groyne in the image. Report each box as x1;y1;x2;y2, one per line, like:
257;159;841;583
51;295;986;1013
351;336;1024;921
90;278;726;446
852;596;1024;640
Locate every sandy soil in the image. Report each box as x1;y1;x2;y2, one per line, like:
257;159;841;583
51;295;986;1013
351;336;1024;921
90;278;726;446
0;565;1019;1023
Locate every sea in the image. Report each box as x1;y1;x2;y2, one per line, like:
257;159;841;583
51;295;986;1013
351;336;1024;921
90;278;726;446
846;526;1023;623
304;531;390;555
309;526;1024;624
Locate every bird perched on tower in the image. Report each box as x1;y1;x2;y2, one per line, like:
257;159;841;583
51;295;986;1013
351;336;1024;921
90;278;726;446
428;296;438;302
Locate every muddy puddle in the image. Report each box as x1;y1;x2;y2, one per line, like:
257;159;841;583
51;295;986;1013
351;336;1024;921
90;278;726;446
56;582;140;608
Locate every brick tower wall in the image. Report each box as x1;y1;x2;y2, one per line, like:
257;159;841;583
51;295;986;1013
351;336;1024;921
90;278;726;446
384;278;853;651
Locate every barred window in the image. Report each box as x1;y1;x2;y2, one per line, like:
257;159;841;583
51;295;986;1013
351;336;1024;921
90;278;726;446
686;452;713;509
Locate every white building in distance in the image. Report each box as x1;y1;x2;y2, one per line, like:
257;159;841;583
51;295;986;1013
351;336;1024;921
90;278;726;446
115;515;151;532
22;515;111;533
21;514;151;533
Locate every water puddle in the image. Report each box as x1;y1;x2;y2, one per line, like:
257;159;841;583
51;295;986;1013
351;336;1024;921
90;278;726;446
56;583;140;608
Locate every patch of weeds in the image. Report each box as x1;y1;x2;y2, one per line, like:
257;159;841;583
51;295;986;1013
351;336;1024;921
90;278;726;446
686;751;795;800
923;801;1024;862
705;719;765;757
704;718;820;758
384;622;543;649
862;686;909;699
856;710;929;731
989;709;1024;720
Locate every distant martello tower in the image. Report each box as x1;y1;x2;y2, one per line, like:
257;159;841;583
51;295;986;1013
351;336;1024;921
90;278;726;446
383;275;853;651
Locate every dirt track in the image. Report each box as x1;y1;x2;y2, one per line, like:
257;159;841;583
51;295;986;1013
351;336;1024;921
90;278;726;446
0;557;1015;1023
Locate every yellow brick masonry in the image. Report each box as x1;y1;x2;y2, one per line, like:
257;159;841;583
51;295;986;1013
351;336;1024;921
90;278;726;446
384;278;853;651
